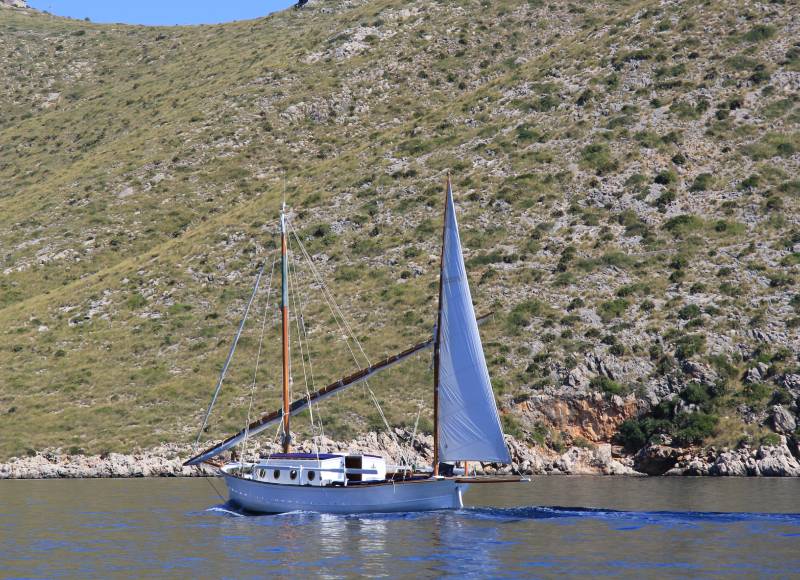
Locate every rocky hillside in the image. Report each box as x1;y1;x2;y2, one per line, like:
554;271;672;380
0;0;798;465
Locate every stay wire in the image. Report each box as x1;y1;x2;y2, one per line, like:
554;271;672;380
288;219;411;467
240;252;277;468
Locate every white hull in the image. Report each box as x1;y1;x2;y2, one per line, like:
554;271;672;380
222;470;467;514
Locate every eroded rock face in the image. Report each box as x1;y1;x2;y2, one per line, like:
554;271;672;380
782;374;800;393
771;405;797;435
516;391;641;443
633;444;683;476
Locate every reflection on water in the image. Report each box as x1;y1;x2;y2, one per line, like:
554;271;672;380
1;477;799;578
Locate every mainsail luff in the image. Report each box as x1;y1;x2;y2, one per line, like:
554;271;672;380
432;174;451;477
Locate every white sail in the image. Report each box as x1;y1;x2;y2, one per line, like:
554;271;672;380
437;182;511;464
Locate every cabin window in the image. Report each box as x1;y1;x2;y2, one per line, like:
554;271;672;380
289;469;298;480
307;470;315;481
273;469;280;480
258;469;266;479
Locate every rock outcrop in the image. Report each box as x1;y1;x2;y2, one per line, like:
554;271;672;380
634;443;684;476
771;405;797;435
0;431;641;479
515;390;641;443
0;1;28;8
0;444;217;479
3;431;800;478
704;440;800;477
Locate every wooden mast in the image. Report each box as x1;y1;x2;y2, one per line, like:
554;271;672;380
432;174;450;477
280;207;291;453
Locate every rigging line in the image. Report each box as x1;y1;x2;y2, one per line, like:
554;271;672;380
204;475;225;502
287;243;320;458
365;379;411;467
287;222;408;466
410;404;422;470
264;405;288;467
287;221;369;364
289;247;327;451
290;244;319;394
194;259;267;448
288;220;408;464
288;222;371;372
240;253;277;469
290;249;325;442
288;224;364;369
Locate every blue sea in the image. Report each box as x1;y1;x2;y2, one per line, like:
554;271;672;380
1;476;799;578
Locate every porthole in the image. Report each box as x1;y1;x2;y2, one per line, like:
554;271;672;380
307;470;315;481
258;469;266;479
273;469;280;479
289;469;298;480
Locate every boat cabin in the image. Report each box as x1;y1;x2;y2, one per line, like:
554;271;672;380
248;453;386;487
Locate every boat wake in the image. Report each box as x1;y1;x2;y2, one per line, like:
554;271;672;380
462;505;800;526
204;503;248;517
203;502;324;519
201;502;800;527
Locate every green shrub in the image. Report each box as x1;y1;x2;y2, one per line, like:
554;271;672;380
615;415;675;451
742;382;771;403
590;375;625;395
771;389;794;406
760;433;781;446
598;298;629;321
654;169;677;185
670;99;708;120
516;124;547;143
625;173;648;191
674;411;718;445
681;383;710;405
653;190;676;211
745;133;798;160
126;294;147;309
690;173;713;192
616;419;647;451
581;143;618;174
678;304;702;320
501;414;524;439
663;214;703;236
507;299;550;332
335;266;360;282
567;297;584;310
769;272;795;288
743;25;775;43
739;174;760;191
708;355;738;384
609;343;626;356
674;333;706;359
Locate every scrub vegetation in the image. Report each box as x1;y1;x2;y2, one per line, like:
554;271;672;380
0;0;798;459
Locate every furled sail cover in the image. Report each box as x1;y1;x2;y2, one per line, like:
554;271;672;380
437;183;511;464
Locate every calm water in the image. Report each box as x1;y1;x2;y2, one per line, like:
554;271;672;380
1;477;799;578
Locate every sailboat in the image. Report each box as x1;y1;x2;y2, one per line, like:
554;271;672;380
184;176;525;514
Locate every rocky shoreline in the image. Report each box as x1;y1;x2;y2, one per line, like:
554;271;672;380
3;429;799;479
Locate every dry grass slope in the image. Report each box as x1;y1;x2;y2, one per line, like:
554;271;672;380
0;0;798;459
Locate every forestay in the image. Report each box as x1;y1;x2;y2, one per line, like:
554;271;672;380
437;182;511;464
